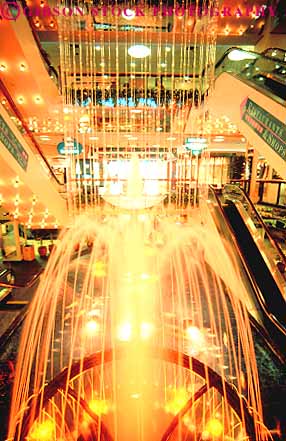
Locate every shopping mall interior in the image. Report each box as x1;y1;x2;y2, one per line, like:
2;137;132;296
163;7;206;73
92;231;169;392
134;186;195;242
0;0;285;440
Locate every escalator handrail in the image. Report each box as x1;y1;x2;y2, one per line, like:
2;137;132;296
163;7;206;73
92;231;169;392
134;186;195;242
0;268;43;289
223;184;286;268
262;47;286;60
248;312;286;364
213;46;286;73
208;185;286;341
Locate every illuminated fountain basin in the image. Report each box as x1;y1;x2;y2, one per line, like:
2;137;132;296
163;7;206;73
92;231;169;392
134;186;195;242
8;210;268;441
102;155;166;209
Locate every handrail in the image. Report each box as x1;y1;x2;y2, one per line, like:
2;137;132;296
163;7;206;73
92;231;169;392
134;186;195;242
0;267;43;289
224;184;286;267
208;185;286;342
0;78;64;187
213;46;286;72
262;47;286;61
256;178;286;184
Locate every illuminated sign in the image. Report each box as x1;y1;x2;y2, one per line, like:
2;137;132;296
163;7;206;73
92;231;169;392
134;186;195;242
57;139;83;155
185;137;207;144
185;137;207;153
241;97;286;161
0;114;29;170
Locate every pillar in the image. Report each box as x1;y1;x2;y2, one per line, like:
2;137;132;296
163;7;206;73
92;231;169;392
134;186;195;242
249;147;259;202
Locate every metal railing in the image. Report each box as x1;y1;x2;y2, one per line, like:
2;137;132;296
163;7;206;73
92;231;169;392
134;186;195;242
208;185;286;353
222;184;286;265
0;267;44;289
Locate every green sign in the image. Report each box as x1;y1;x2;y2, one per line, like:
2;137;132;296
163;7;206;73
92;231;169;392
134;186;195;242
0;115;29;170
241;97;286;161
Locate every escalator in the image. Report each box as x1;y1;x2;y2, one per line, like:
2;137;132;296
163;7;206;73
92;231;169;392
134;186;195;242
208;184;286;354
209;47;286;178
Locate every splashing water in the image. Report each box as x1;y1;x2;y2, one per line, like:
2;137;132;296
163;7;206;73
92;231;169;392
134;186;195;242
8;207;270;441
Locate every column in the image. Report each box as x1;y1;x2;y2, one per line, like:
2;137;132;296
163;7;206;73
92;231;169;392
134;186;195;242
249;147;259;202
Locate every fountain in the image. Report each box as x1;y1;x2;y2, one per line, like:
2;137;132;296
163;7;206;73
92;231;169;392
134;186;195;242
7;204;270;441
4;0;276;437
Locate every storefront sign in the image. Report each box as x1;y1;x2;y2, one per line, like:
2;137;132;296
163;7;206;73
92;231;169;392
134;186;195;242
0;115;29;171
241;97;286;161
184;137;207;153
57;139;83;155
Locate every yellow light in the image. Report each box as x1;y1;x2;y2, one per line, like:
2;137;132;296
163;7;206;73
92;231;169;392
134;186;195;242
140;273;156;281
19;63;27;72
186;326;202;341
183;415;196;432
165;388;189;414
34;96;43;104
140;322;154;340
85;320;99;336
117;322;132;341
185;326;206;355
17;96;25;105
92;261;107;278
29;419;55;441
13;177;20;188
89;399;109;415
0;64;7;72
205;418;223;437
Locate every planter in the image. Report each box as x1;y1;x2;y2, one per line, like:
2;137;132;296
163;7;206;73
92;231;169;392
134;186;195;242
23;245;35;261
38;245;48;257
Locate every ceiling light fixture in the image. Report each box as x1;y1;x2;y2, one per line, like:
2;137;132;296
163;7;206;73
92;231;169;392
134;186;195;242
34;96;43;104
128;45;151;59
0;63;7;72
19;63;27;72
228;49;258;61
